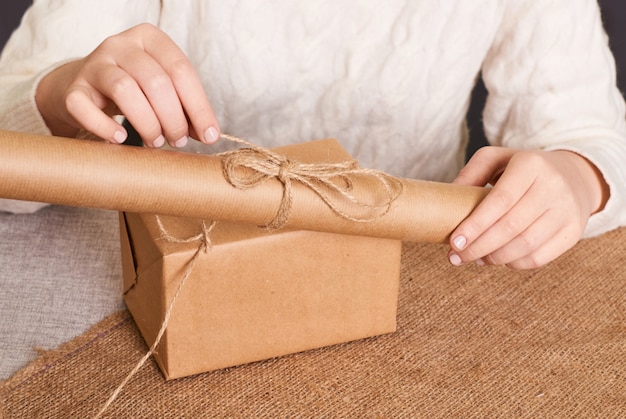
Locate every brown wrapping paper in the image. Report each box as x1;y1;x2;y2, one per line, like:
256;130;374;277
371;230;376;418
120;212;402;379
0;129;488;243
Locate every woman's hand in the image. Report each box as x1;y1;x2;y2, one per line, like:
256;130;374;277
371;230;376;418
35;23;220;148
449;147;609;269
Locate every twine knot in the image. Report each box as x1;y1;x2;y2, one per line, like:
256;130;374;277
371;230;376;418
156;216;215;253
278;159;298;184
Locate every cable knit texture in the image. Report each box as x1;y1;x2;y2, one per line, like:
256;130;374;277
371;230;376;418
0;0;624;237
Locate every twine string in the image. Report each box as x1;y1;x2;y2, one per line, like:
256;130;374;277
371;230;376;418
219;134;403;230
95;218;216;418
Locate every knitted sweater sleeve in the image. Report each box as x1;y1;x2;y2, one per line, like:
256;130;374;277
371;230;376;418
0;0;161;213
481;0;626;238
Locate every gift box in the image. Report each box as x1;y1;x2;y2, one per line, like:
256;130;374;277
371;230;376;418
119;140;403;379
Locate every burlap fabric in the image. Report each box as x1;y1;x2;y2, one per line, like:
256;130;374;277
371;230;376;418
1;227;625;418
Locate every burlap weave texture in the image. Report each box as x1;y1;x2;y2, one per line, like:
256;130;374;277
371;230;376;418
1;227;625;418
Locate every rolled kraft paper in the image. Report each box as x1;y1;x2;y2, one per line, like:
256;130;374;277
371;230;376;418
0;130;489;243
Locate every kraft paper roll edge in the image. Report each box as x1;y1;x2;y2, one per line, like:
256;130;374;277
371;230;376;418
0;130;489;243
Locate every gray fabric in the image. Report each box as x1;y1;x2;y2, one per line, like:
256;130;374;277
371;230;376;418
0;205;124;379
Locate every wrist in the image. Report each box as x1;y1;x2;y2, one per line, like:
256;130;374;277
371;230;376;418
558;150;610;214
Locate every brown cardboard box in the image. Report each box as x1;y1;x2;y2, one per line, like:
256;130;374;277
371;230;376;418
119;141;402;380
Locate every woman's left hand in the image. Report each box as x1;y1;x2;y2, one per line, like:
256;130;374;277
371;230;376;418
448;147;609;269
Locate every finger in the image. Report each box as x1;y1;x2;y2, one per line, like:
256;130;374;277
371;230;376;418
140;27;221;144
505;224;581;270
169;61;221;144
118;51;190;147
450;166;535;257
454;181;547;263
65;86;127;144
479;209;562;266
90;65;164;147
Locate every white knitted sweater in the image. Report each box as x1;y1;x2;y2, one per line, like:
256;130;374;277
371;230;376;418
0;0;624;237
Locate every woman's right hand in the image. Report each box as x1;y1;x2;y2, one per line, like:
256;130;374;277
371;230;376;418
35;23;220;148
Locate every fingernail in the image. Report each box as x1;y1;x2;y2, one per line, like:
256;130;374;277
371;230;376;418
153;135;166;148
204;127;219;143
475;258;486;266
113;130;127;144
453;235;467;250
449;253;462;266
174;136;188;148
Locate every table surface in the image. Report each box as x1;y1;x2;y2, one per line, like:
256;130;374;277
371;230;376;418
2;210;625;417
0;204;125;380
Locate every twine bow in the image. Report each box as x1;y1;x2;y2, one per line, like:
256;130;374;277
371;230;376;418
220;134;403;230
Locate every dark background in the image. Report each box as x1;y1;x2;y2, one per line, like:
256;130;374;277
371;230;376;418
2;1;624;156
